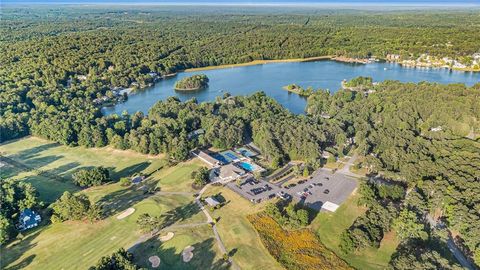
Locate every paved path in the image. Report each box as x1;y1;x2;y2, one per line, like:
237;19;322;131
129;185;239;269
194;185;240;270
426;215;475;270
337;153;363;178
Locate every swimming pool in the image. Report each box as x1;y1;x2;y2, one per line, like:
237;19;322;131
237;161;255;172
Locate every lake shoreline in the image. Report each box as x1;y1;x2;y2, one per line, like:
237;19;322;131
185;55;480;73
185;56;333;72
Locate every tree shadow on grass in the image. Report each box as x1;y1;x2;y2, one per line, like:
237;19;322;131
9;142;59;161
97;187;148;218
112;162;152;180
132;237;230;270
159;201;201;228
1;230;41;270
49;161;81;179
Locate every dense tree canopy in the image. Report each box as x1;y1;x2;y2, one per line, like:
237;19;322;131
0;179;39;244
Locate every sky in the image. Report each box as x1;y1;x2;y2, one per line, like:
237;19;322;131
3;0;479;5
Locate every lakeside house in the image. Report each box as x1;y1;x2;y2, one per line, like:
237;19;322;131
18;209;41;231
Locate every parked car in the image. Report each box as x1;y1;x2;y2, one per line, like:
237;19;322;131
303;188;309;192
288;183;297;188
309;184;314;188
298;180;307;184
269;193;276;199
324;189;330;194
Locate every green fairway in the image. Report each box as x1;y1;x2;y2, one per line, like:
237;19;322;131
204;186;284;270
0;136;166;201
0;191;205;270
311;193;399;270
153;159;204;192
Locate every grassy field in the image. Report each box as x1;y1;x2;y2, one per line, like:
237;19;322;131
1;191;204;270
0;136;166;201
311;193;399;270
0;137;219;269
153;159;204;193
203;186;283;270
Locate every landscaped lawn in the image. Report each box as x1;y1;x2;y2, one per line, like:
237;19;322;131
311;193;399;270
203;186;284;270
0;191;203;270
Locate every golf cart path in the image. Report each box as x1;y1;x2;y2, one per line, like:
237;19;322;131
128;186;239;270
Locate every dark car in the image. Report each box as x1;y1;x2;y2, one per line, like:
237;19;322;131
303;188;309;192
315;182;323;187
324;189;330;194
288;183;297;188
298;180;307;184
269;193;276;199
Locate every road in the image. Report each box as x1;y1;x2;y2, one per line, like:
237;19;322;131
426;215;476;270
337;153;363;178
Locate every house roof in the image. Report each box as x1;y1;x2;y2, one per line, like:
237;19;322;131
218;164;245;180
205;197;220;207
194;150;220;166
19;209;41;227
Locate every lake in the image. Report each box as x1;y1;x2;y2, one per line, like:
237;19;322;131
102;60;480;115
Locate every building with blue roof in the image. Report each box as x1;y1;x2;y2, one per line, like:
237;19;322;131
18;209;41;231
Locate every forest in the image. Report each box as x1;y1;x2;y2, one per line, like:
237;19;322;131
1;5;479;268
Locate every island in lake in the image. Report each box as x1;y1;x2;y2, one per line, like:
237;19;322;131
174;74;209;91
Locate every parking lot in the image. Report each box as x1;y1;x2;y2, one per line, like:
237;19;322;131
284;169;357;211
227;168;357;211
226;176;282;203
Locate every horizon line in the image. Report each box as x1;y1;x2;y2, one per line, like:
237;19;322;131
3;2;480;7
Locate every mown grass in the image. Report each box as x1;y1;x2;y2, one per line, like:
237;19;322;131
311;193;399;270
0;136;166;201
204;186;283;270
153;159;203;192
0;137;212;269
0;192;199;270
132;226;227;270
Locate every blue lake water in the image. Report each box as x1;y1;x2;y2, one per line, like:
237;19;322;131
102;60;480;115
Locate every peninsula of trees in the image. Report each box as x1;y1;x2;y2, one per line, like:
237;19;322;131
174;74;209;91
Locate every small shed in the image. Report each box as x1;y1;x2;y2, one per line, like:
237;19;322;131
18;209;41;231
205;197;220;207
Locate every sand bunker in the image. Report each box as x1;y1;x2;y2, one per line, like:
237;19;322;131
116;208;135;220
149;256;161;268
159;232;174;242
182;246;195;262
